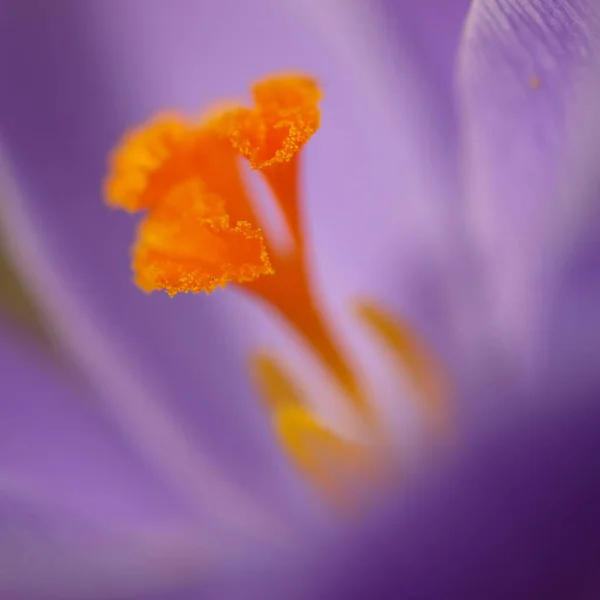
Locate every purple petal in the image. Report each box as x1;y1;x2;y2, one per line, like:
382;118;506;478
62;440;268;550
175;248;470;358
297;1;474;371
375;0;472;123
215;382;600;600
456;0;600;375
542;104;600;402
0;323;228;597
0;322;193;524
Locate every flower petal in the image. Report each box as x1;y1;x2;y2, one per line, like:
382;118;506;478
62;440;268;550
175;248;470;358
294;1;476;408
0;323;216;597
0;330;184;524
542;102;600;400
457;0;600;373
221;383;600;599
374;0;472;119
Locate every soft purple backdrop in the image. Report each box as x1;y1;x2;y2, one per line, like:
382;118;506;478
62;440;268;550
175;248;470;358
1;0;599;598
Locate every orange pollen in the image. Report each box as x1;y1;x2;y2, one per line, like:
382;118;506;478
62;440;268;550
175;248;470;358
133;179;272;296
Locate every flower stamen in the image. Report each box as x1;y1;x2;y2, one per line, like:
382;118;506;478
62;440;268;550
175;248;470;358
275;404;380;512
356;301;448;431
252;353;381;510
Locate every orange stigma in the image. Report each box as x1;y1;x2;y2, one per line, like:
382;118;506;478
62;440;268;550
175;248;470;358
133;179;272;295
105;73;448;509
105;74;362;402
217;75;321;170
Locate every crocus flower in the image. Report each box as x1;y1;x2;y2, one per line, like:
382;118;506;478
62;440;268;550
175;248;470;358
1;0;599;598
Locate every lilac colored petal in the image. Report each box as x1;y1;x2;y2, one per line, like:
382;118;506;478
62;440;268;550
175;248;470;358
0;496;210;600
374;0;472;125
0;323;194;524
456;0;600;375
542;97;600;404
213;382;600;600
298;1;473;372
0;324;228;598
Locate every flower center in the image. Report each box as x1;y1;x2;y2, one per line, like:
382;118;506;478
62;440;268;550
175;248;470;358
105;74;446;509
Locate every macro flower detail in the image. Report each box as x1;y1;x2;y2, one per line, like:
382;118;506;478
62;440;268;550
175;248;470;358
105;73;446;506
4;1;599;598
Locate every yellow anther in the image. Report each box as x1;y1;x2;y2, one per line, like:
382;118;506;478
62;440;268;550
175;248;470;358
251;353;381;510
275;403;380;512
356;301;448;431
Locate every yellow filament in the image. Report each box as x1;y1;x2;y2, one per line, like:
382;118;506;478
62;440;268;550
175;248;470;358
276;405;378;511
250;353;304;411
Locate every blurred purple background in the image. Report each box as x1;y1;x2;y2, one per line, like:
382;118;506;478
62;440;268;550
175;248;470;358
1;0;599;598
